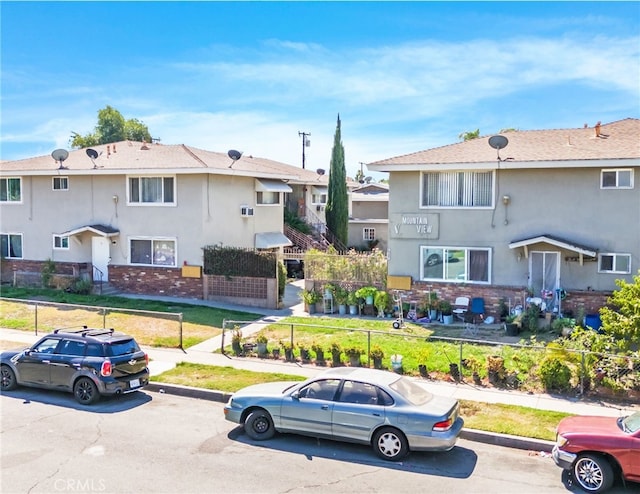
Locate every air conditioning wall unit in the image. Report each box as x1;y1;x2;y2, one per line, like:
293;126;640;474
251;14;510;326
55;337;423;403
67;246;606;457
241;206;254;217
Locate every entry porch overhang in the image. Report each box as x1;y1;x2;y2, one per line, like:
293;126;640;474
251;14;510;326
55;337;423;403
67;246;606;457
60;224;120;238
255;232;293;249
509;234;597;265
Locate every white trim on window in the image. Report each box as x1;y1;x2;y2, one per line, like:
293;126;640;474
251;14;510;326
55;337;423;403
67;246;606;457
0;232;23;258
256;191;281;205
420;246;491;284
363;227;376;241
598;253;631;274
420;170;494;209
129;237;177;267
52;176;69;191
53;235;70;250
0;177;22;203
127;175;176;206
600;169;633;189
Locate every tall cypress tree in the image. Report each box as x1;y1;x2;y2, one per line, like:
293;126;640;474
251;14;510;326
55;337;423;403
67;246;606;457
325;114;348;246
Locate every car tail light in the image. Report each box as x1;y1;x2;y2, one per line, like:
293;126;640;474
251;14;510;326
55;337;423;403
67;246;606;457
433;418;453;432
100;360;112;377
144;353;149;366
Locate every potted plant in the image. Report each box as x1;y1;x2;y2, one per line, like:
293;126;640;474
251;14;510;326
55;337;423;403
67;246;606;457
374;290;390;318
345;347;363;367
465;356;483;385
439;300;453;324
428;292;439;321
281;340;294;362
330;342;342;366
311;343;325;365
298;342;311;362
552;317;576;336
300;289;320;314
256;333;268;357
355;286;378;306
369;345;384;369
504;314;519;336
333;285;349;315
347;291;359;315
487;355;506;386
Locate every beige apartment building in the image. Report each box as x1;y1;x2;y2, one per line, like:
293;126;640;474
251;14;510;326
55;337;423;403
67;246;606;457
368;118;640;318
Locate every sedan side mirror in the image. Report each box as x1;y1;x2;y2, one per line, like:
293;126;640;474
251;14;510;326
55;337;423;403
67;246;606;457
291;391;300;400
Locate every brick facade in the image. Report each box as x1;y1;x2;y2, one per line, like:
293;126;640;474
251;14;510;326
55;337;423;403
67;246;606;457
109;265;204;299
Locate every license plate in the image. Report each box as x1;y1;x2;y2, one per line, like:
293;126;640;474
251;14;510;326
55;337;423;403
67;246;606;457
130;379;140;389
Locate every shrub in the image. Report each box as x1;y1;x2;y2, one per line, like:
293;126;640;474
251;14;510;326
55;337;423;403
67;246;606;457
538;357;572;392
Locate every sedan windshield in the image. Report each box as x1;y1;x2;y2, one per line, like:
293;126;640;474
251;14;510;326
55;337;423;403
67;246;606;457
389;376;433;406
621;412;640;433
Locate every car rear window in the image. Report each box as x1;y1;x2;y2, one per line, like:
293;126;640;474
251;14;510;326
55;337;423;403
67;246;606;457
389;376;433;406
107;339;141;356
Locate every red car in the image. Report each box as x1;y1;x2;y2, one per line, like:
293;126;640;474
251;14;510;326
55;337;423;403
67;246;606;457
552;411;640;493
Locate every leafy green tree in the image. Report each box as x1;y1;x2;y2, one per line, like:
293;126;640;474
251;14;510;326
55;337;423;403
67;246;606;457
600;271;640;350
325;115;348;246
70;106;151;148
458;129;480;141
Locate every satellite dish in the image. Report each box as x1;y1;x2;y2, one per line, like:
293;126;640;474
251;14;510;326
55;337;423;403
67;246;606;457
51;149;69;162
51;149;69;169
488;135;509;150
316;168;325;176
228;149;242;161
86;148;99;159
365;176;372;183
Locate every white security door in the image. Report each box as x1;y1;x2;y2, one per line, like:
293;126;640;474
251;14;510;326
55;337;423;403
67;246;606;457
91;237;110;282
529;251;559;305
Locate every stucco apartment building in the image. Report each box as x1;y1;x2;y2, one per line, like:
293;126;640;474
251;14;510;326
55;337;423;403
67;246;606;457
0;141;340;305
368;118;640;318
348;182;389;252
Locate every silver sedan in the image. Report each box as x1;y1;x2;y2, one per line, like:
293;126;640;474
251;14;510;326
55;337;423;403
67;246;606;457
224;367;464;461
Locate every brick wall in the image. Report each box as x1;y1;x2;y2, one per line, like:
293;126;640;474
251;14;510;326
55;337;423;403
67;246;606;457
1;259;89;285
404;281;610;320
109;265;204;299
203;274;278;309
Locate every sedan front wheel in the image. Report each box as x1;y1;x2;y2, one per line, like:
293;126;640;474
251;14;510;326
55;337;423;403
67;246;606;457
373;427;409;461
572;453;614;493
244;409;275;441
1;365;17;391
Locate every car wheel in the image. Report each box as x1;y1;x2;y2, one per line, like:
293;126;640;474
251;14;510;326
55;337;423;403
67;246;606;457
244;409;275;441
426;253;441;267
373;427;409;461
1;365;17;391
74;377;99;405
572;453;614;493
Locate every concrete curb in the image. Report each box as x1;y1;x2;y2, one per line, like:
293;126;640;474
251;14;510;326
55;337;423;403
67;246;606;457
145;382;555;452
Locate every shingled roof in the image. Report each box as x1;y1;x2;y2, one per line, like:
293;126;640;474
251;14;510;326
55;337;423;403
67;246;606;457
368;118;640;171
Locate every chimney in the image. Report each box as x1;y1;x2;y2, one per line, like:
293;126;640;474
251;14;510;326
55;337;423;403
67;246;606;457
595;121;601;138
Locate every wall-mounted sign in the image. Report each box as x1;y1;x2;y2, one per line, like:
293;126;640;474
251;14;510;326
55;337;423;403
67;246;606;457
389;213;439;239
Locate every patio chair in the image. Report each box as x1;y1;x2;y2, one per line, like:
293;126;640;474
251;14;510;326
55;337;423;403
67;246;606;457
462;297;485;337
452;296;470;322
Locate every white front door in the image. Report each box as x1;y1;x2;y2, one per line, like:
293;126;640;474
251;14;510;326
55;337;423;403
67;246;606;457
91;237;110;282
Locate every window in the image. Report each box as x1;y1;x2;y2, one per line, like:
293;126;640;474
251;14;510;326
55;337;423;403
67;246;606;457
421;171;493;207
57;340;86;356
256;191;280;205
598;253;631;274
312;193;327;204
298;379;340;401
130;238;176;266
34;338;60;354
128;176;175;204
421;246;490;283
53;177;69;191
339;381;380;405
53;235;69;249
0;177;21;202
601;169;633;189
363;228;376;241
0;233;23;259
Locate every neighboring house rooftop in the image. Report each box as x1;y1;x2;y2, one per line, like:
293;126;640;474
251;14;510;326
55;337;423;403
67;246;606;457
368;118;640;171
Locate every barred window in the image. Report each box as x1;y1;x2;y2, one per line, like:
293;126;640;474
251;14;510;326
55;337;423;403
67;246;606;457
422;171;493;207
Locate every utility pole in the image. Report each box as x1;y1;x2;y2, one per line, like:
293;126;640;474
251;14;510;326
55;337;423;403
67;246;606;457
298;131;310;169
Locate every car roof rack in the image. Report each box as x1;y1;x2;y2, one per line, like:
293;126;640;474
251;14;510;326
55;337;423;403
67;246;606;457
53;327;115;337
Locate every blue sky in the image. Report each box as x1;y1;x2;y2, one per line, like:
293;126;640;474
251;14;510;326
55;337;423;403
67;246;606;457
2;1;638;179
